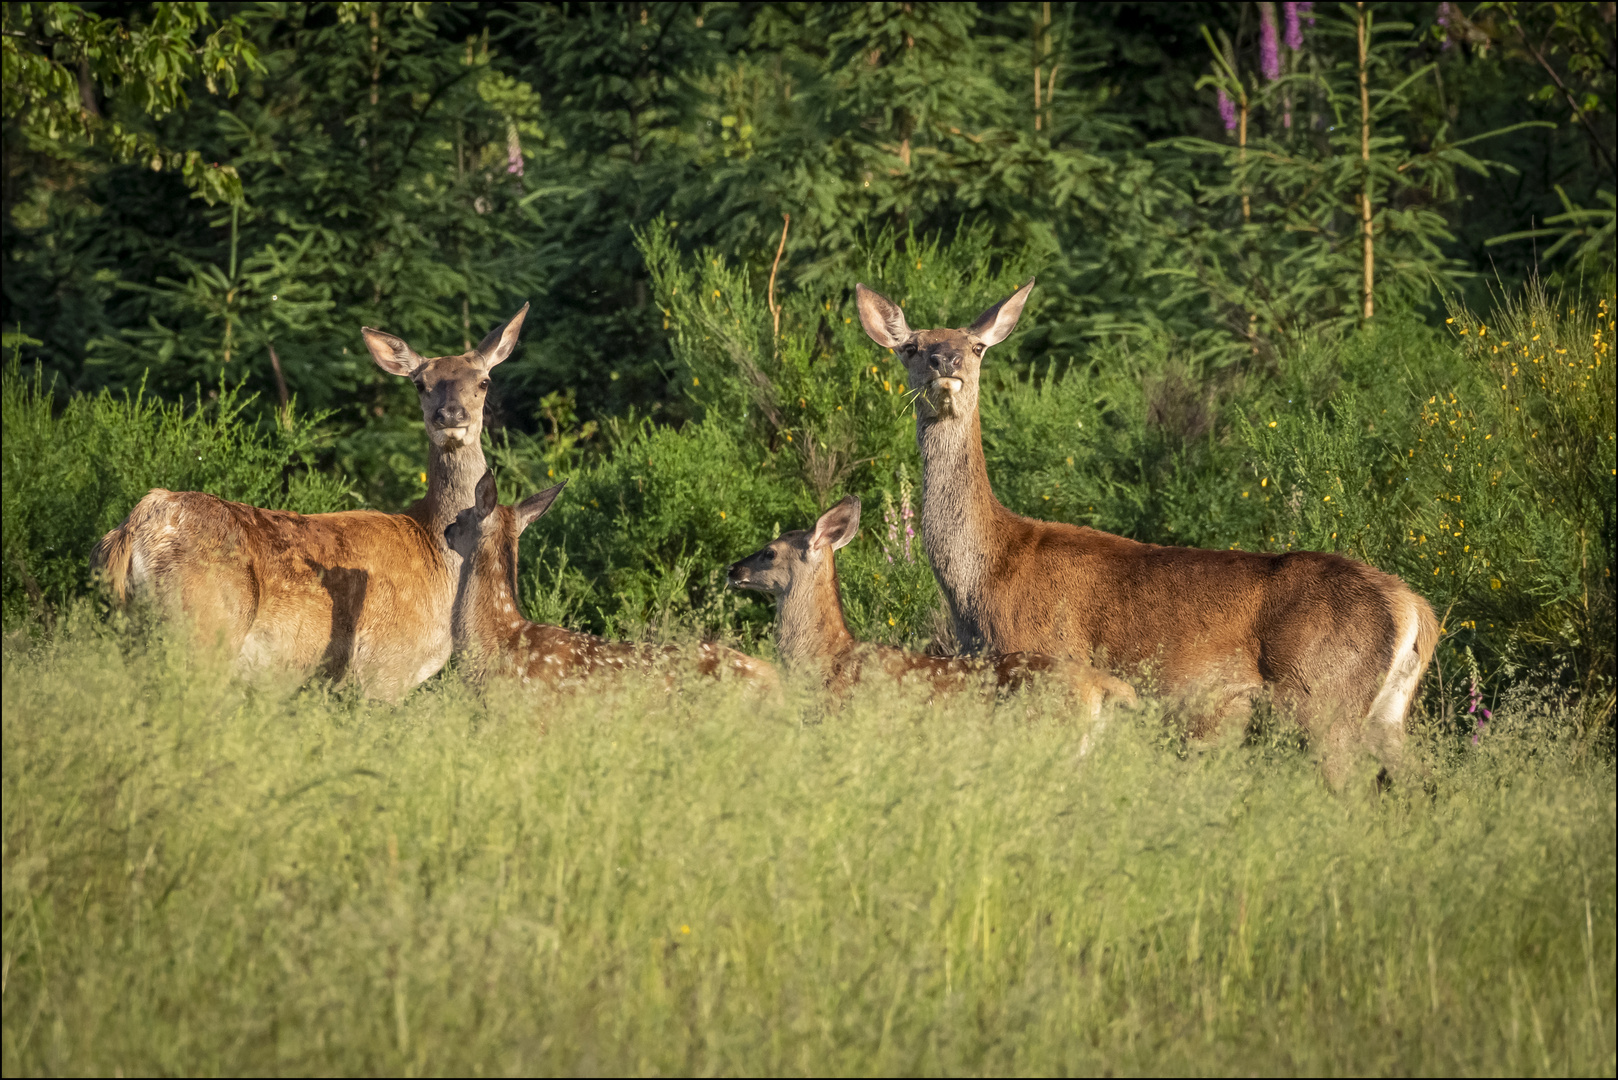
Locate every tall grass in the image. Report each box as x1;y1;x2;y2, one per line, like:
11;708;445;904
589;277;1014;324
3;615;1612;1075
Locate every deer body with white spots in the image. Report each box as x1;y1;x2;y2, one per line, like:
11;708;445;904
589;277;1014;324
446;473;778;691
855;281;1436;770
90;307;530;701
728;497;1137;717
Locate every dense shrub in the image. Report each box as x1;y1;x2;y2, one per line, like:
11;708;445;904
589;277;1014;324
0;358;349;626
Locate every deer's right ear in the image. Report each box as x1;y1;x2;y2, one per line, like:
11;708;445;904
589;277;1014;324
855;285;910;349
474;302;530;369
514;480;567;535
810;495;862;552
361;328;425;377
475;471;500;516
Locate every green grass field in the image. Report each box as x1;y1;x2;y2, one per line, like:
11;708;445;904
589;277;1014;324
3;616;1612;1076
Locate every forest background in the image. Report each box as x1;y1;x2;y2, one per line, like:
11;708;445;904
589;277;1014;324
2;0;1615;724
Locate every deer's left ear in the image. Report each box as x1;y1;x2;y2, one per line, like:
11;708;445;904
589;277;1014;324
514;480;567;535
474;302;530;368
968;278;1035;348
810;495;862;552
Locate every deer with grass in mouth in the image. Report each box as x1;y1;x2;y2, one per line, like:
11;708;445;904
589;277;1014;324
92;306;529;700
854;280;1436;773
728;496;1136;716
445;471;777;691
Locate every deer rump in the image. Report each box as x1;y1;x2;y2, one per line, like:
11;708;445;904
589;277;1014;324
94;488;454;699
964;517;1438;729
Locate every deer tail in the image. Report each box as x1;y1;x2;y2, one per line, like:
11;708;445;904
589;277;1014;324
90;524;136;604
90;489;176;605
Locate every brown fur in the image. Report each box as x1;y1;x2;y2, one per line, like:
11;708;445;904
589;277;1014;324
446;473;778;691
727;497;1137;715
855;281;1437;762
90;306;531;700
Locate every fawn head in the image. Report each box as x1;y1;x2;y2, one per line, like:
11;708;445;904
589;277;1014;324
362;303;530;450
728;496;861;598
444;470;567;569
854;281;1034;422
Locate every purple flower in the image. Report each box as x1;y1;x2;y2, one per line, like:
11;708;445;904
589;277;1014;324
1300;1;1314;27
881;489;899;564
1284;2;1304;50
898;466;916;562
1436;2;1454;51
506;124;524;176
1218;88;1238;132
1260;3;1281;80
1468;669;1492;743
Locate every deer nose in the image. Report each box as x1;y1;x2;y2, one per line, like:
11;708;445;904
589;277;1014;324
433;404;468;428
927;353;958;376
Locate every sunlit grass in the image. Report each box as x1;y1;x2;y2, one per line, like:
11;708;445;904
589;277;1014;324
2;614;1614;1076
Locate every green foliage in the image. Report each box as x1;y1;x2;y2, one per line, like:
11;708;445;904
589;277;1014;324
1;1;262;205
12;0;1612;478
2;622;1613;1074
1242;286;1616;718
0;358;348;626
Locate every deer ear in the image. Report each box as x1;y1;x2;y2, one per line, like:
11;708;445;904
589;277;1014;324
810;496;861;552
475;470;500;516
474;302;529;368
514;480;567;535
968;278;1036;348
361;327;425;377
855;285;910;349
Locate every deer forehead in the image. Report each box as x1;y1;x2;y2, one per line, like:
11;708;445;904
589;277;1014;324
418;352;489;388
912;329;974;352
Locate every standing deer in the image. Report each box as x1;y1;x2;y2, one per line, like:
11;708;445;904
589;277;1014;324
727;496;1137;717
854;280;1436;766
444;471;777;690
91;305;530;700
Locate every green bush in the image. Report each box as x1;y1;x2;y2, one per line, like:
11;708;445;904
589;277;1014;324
0;358;349;627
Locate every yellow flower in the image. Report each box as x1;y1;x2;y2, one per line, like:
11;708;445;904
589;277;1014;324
888;617;896;626
680;925;691;935
693;377;699;386
1268;421;1277;428
419;471;427;483
719;511;727;519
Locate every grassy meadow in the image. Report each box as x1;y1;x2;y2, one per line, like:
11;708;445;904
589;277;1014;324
2;614;1613;1076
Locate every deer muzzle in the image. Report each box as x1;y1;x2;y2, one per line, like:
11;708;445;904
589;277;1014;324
925;376;965;416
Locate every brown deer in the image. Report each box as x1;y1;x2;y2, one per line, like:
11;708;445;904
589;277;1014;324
854;280;1436;765
91;305;530;700
444;471;777;691
727;496;1137;717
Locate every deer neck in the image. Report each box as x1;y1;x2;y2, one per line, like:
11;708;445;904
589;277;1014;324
413;436;487;559
453;519;527;664
917;408;1005;652
775;557;856;680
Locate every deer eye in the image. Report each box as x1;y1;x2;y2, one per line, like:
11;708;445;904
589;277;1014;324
762;549;775;562
479;378;490;391
973;343;986;356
